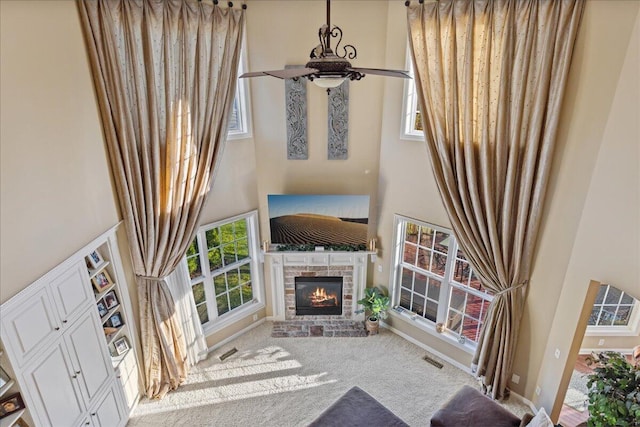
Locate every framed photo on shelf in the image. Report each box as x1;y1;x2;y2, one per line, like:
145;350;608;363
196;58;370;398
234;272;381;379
114;336;130;355
92;270;113;293
103;290;119;310
96;299;108;317
86;249;104;269
106;312;123;328
0;366;11;388
0;392;25;419
15;418;29;427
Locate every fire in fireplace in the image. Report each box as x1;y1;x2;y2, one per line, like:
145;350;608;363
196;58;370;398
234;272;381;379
295;276;343;316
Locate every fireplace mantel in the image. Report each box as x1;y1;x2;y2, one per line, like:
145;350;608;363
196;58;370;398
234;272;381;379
265;251;376;321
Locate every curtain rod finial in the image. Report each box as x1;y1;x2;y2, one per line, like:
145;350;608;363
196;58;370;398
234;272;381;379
213;0;218;4
242;3;247;9
228;1;233;7
405;1;410;6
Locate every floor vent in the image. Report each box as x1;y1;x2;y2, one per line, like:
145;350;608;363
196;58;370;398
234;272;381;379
219;347;238;361
423;355;443;369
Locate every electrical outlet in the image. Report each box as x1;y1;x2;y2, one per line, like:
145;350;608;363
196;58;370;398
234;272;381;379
535;386;541;396
598;339;605;346
377;264;383;273
554;348;560;359
511;374;520;384
253;314;258;321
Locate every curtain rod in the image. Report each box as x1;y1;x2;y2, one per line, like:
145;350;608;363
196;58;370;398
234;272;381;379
198;0;248;9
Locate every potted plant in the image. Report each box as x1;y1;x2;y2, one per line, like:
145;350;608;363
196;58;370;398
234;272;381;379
356;286;390;335
585;351;640;427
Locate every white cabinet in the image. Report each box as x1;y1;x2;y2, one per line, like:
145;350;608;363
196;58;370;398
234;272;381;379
21;340;86;427
0;226;139;427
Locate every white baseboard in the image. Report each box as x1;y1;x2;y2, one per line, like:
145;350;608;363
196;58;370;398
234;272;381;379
206;318;266;353
509;390;537;413
381;321;473;374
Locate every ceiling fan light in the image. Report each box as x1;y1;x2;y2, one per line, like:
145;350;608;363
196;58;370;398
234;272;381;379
312;76;346;89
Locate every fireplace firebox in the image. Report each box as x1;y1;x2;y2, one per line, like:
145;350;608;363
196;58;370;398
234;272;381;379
295;276;343;316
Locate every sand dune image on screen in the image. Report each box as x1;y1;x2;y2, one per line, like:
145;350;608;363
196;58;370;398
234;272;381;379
268;195;369;246
270;214;367;245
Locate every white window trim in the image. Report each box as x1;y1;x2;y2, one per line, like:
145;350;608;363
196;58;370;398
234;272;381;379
188;210;264;336
400;45;424;141
227;28;253;141
585;301;640;337
389;214;493;354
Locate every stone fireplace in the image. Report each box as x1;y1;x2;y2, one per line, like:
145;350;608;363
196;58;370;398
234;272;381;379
266;251;373;337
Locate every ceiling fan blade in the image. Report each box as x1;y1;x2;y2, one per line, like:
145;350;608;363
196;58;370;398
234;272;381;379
349;67;411;79
240;68;318;80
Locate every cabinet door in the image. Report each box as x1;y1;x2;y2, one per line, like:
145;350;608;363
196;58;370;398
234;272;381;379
49;261;93;324
89;383;126;427
0;286;60;366
21;341;85;427
115;349;139;411
65;311;113;404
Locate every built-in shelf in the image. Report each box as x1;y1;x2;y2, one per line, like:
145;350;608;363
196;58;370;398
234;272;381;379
88;260;111;280
0;408;25;427
0;379;15;398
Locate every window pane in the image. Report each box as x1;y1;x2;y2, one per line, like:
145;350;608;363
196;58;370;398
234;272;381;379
234;219;247;239
463;318;480;342
427;278;441;301
197;303;209;324
414;273;427;296
469;273;483;292
242;283;253;303
214;275;227;296
401;268;414;290
405;224;419;243
227;269;240;288
209;248;223;271
229;287;242;310
465;294;484;321
237;237;249;261
595;285;607;304
206;229;220;249
447;311;462;334
220;223;234;243
450;288;466;312
413;295;425;317
222;243;237;265
434;231;450;253
417;248;431;271
588;307;600;326
599;306;616;326
187;255;202;279
240;264;251;284
419;226;434;248
192;282;205;305
613;306;631;325
605;287;622;305
453;259;470;284
400;289;412;310
403;242;417;264
425;300;438;322
621;293;634;305
217;295;230;316
431;252;447;276
186;239;199;256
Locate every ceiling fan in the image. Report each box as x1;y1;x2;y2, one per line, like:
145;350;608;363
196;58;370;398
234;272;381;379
240;0;411;91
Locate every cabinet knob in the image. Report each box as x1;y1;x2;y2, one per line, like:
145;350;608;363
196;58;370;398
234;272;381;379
54;327;60;331
63;320;68;323
75;371;81;375
72;374;77;379
85;423;90;425
91;413;96;416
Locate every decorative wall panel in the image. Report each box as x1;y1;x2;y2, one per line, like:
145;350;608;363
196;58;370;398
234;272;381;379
328;81;349;160
285;66;308;160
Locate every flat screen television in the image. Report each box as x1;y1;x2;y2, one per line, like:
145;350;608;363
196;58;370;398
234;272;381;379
267;194;370;247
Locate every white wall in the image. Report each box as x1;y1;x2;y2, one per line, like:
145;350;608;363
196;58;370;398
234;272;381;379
0;0;119;303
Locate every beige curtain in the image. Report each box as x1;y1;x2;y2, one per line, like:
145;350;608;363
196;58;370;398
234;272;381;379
78;0;244;399
407;0;584;399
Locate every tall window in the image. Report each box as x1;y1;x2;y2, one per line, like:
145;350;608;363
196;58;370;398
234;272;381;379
227;31;252;140
587;284;639;335
401;48;424;140
392;215;493;347
185;211;263;331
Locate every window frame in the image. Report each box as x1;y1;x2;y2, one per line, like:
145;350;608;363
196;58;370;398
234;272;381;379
185;210;264;336
389;214;494;353
400;45;424;141
227;28;253;141
585;284;640;337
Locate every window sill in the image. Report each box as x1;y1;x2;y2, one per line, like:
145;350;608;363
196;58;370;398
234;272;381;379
585;324;640;337
202;300;265;337
399;132;425;142
389;307;476;355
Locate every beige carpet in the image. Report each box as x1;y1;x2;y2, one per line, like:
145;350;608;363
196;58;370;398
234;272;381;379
127;321;531;426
